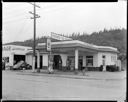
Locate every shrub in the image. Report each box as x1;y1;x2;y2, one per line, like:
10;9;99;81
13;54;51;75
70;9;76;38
99;65;103;71
106;65;118;72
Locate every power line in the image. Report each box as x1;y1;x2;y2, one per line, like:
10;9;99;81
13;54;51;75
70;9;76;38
3;3;33;21
38;3;74;14
3;11;29;24
3;2;31;12
3;10;28;20
3;16;29;25
17;19;31;36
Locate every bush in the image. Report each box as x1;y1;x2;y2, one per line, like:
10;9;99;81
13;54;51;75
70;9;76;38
99;65;103;71
106;65;118;72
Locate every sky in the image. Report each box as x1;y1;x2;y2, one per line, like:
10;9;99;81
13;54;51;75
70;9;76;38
2;1;127;44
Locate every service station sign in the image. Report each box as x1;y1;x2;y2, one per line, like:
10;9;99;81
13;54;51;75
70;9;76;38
51;32;72;41
3;45;26;51
46;38;51;51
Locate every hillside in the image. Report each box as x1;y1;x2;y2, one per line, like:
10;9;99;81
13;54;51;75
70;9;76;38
69;28;126;54
3;28;127;63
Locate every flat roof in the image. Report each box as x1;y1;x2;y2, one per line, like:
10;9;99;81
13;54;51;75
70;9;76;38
2;44;32;49
37;40;119;53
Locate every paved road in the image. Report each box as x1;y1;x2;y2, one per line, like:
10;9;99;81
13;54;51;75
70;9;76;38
2;70;126;100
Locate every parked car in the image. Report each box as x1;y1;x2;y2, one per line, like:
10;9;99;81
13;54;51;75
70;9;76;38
12;61;32;70
20;62;32;70
13;61;24;70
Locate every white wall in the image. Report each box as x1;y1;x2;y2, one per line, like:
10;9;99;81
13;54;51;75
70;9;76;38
2;51;13;66
26;55;33;66
3;45;31;55
97;52;117;67
25;51;117;68
25;52;118;68
11;50;28;55
43;54;48;66
9;53;14;66
60;54;68;66
2;50;11;58
26;54;49;67
83;56;86;67
3;45;32;66
3;50;27;66
93;54;98;67
26;54;44;67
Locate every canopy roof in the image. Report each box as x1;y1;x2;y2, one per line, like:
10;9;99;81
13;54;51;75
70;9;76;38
36;40;119;53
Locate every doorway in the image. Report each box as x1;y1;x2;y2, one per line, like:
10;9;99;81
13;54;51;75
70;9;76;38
35;56;37;69
40;55;42;69
78;59;83;70
34;56;43;69
14;55;25;65
53;55;62;70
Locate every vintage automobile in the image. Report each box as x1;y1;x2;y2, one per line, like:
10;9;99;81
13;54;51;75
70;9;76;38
20;62;32;70
12;60;32;70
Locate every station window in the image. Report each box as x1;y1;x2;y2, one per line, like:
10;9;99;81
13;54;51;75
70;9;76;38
111;55;116;62
86;56;93;67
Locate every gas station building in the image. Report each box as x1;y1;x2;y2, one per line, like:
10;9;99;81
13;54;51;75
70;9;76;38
26;40;119;71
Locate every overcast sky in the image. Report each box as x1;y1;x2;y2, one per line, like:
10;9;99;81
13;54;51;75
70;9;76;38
2;1;127;44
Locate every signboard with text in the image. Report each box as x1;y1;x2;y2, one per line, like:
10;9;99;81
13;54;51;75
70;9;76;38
51;32;72;41
3;45;26;51
3;46;11;51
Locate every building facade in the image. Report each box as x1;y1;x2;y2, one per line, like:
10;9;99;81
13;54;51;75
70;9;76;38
2;45;32;66
26;40;119;71
2;40;120;71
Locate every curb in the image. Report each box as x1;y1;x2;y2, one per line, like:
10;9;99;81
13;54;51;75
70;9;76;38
16;71;126;80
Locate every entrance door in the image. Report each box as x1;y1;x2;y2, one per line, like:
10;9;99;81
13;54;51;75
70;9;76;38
40;55;42;69
53;55;62;70
102;55;106;66
102;55;106;71
78;59;83;70
35;56;37;69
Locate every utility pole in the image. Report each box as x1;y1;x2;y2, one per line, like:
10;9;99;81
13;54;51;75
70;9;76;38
29;2;40;72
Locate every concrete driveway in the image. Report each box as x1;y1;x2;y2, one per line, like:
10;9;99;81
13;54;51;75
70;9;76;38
2;70;126;101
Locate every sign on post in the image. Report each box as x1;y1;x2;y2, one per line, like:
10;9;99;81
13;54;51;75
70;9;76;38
51;32;72;41
46;38;51;51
